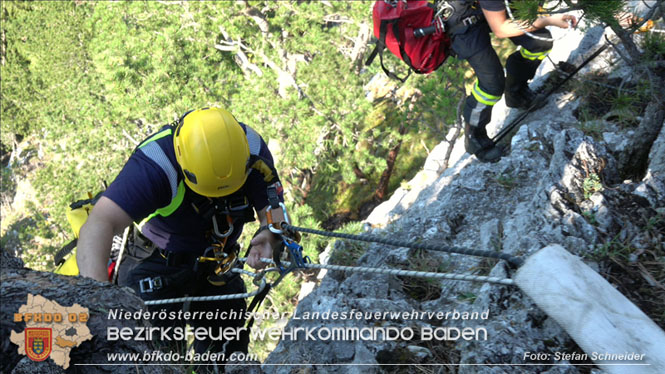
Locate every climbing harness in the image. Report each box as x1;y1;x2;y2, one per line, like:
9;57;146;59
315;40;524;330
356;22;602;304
144;267;266;306
492;41;610;144
503;0;574;42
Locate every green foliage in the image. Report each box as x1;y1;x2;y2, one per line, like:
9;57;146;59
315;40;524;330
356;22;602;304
457;292;477;303
507;0;624;27
329;240;368;267
642;32;665;61
583;210;665;328
509;0;543;24
582;173;603;200
572;68;652;133
494;173;517;190
586;233;634;261
576;0;625;26
398;249;449;302
576;117;606;140
582;210;599;226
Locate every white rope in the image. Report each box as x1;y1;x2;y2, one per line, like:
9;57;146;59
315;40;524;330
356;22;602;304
111;227;130;284
504;0;573;42
144;255;514;305
287;260;515;286
144;268;266;305
252;258;514;286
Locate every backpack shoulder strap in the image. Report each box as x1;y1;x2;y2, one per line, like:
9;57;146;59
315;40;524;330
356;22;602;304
365;18;411;82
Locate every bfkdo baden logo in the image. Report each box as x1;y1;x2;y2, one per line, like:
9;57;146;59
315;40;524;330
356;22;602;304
25;328;52;361
10;294;93;369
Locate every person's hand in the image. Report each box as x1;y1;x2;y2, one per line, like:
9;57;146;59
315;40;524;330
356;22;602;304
547;14;577;29
247;229;279;269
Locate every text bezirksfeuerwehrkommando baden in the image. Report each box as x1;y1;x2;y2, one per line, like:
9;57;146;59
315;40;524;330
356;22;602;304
107;325;488;342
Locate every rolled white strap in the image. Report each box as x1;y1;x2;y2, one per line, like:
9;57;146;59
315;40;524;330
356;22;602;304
515;244;665;374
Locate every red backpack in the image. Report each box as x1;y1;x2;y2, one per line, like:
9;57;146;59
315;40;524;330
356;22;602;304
365;0;451;82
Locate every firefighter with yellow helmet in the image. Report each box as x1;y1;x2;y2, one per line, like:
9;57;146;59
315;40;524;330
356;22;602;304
77;107;287;368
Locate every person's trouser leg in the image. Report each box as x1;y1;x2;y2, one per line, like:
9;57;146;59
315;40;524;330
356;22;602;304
463;44;505;162
505;28;553;108
119;251;249;373
117;251;193;352
189;271;248;354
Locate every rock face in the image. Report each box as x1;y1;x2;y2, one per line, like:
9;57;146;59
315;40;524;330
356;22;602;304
0;249;185;374
263;25;665;373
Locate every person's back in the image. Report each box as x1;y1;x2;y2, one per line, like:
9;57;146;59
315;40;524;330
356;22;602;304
76;107;289;371
449;0;577;162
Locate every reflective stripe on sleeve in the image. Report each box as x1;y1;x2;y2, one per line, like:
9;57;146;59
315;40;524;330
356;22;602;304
471;80;501;106
520;47;551;61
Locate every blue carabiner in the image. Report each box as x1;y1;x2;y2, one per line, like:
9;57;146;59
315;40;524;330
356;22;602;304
283;238;309;268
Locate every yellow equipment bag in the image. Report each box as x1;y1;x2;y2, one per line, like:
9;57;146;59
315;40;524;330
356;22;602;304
54;192;101;276
54;247;79;276
65;197;95;238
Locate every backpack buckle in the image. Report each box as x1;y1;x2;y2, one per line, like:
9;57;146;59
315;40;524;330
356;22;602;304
462;15;478;26
139;276;163;293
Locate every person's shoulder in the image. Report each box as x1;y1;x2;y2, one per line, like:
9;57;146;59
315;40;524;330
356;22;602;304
478;0;506;12
139;124;176;145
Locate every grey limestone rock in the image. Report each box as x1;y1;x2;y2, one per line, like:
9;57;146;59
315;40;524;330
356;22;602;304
264;23;664;374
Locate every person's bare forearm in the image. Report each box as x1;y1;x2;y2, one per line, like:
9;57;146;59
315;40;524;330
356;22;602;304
76;217;116;282
484;9;577;39
247;207;285;269
76;196;132;282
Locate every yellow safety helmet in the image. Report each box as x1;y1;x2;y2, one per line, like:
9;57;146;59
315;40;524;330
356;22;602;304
174;107;250;197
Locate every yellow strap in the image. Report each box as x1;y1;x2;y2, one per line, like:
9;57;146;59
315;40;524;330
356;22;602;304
138;128;173;149
140;181;186;228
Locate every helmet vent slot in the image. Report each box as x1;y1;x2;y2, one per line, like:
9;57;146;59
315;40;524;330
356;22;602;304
184;169;198;184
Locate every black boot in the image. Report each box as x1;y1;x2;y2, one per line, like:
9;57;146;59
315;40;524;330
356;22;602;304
504;74;546;110
464;122;502;163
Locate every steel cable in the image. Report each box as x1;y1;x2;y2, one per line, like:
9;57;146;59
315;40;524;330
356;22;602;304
283;224;524;267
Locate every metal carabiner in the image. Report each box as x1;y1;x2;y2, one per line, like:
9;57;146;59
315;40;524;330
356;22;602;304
283;238;309;269
212;214;234;238
435;1;455;21
267;202;290;235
